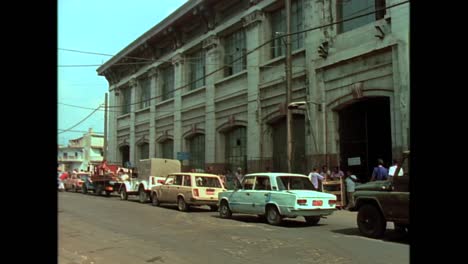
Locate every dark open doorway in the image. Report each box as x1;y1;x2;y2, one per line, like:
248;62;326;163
338;97;392;182
119;145;130;167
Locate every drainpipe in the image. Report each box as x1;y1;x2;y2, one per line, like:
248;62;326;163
323;104;328;168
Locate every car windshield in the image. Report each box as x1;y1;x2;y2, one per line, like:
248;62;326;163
276;176;315;191
195;176;222;188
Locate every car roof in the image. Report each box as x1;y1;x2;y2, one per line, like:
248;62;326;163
245;172;308;177
169;172;220;177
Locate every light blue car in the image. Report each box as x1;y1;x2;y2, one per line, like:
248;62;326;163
218;173;337;225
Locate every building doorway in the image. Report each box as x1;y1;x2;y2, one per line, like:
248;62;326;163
225;126;247;173
119;145;130;167
338;97;392;182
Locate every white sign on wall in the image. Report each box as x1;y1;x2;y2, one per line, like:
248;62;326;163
348;157;361;166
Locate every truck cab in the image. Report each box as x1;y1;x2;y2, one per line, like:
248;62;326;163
350;151;410;238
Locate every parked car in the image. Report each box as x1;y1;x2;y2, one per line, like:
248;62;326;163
63;173;87;192
218;173;337;226
150;173;226;212
350;150;410;238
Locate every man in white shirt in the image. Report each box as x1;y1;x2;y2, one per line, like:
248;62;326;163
345;170;358;209
388;159;404;177
308;167;324;190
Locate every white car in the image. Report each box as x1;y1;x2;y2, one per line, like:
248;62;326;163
218;173;337;225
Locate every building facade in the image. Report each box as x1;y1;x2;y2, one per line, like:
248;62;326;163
58;128;104;172
98;0;409;181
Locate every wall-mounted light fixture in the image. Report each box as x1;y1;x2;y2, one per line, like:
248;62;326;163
318;41;329;59
375;25;385;40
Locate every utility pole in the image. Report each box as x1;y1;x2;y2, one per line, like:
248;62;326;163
285;0;293;173
103;92;108;161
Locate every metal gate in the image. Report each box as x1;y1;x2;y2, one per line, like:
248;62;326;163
225;127;247;173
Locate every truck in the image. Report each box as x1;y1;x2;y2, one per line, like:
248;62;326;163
82;161;122;196
117;158;181;203
350;150;410;238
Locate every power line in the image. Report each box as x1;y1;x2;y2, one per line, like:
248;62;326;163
58;48;153;61
58;129;104;134
58;104;103;135
59;102;104;110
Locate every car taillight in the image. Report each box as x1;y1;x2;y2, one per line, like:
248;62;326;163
329;200;337;206
157;180;165;184
193;189;199;197
297;199;307;205
312;200;323;206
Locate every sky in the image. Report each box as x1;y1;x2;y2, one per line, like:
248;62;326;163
58;0;188;146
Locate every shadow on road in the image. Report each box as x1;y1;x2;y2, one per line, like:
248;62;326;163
331;227;410;244
210;214;327;228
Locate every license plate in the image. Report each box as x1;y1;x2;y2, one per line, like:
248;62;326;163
312;200;323;206
206;189;215;195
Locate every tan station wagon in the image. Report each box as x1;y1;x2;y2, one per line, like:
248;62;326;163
150;173;226;212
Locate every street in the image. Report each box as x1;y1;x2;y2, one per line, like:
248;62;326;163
58;192;409;264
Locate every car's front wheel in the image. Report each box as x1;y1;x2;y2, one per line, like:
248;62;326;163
357;204;386;238
266;205;282;225
219;201;232;219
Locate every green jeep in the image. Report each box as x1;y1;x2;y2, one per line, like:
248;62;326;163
350;151;409;238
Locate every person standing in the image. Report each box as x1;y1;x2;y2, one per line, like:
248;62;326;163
235;167;244;183
330;166;344;180
370;159;388;181
344;170;358;209
308;167;324;190
320;165;331;181
388;159;404;178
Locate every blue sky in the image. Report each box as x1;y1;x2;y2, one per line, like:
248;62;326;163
58;0;187;145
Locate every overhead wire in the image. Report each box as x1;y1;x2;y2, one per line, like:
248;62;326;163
58;104;103;135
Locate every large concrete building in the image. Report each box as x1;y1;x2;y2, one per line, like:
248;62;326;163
98;0;409;181
58;128;104;172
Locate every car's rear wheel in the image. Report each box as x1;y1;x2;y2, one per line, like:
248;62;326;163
304;216;321;225
120;186;128;200
266;205;282;225
138;186;147;203
177;197;188;212
357;204;386;238
151;192;160;206
219;201;232;219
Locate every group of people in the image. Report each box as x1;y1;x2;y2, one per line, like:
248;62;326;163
370;158;404;181
308;158;404;209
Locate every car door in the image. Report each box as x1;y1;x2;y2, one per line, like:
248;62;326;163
229;176;255;213
250;176;272;214
159;175;176;202
167;174;183;203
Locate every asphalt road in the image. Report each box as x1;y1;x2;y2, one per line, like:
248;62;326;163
58;191;409;264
